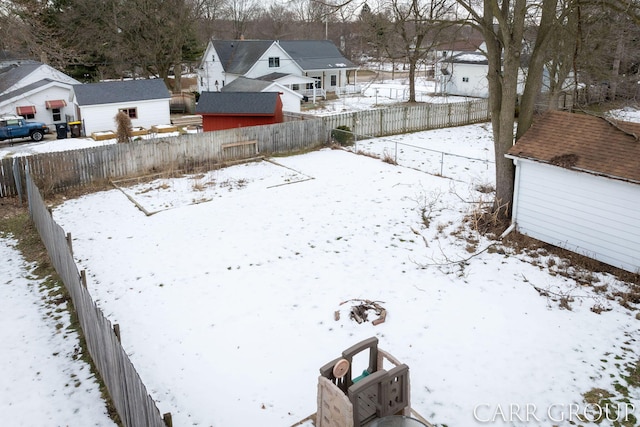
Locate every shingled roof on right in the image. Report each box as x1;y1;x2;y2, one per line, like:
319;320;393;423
507;111;640;183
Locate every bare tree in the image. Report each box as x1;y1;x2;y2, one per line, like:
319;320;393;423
191;0;228;41
255;3;299;39
358;1;394;62
389;0;456;102
221;0;263;39
452;0;562;215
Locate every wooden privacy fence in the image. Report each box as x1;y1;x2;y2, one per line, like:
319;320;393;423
319;99;489;137
25;169;168;427
1;99;489;198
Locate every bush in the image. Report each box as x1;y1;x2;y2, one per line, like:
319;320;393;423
331;125;354;146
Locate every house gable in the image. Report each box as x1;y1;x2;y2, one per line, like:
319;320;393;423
244;42;301;79
0;62;79;95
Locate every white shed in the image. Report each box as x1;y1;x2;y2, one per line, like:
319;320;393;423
438;52;489;98
507;111;640;273
71;79;171;135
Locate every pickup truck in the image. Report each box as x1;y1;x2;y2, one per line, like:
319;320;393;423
0;115;50;142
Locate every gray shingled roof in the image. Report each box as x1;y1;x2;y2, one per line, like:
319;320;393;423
213;40;273;75
257;72;289;82
278;40;356;70
0;79;53;104
211;40;356;74
73;79;170;106
0;62;43;94
196;91;278;115
220;77;272;92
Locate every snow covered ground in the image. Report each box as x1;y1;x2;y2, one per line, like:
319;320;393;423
1;99;639;427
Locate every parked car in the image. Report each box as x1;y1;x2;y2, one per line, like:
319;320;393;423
0;115;50;142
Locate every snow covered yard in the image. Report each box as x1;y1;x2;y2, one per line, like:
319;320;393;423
44;122;640;427
2;105;639;426
0;238;117;426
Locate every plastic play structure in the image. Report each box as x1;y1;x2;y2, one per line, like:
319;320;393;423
315;337;430;427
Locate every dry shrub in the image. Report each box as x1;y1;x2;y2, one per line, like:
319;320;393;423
466;199;510;238
114;111;132;143
356;150;379;159
381;150;397;165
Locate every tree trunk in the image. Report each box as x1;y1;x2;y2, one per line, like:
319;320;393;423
482;0;527;216
516;0;558;137
408;56;417;102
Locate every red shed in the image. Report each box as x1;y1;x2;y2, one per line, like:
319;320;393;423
196;91;283;131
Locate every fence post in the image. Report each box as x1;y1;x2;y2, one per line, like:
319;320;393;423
395;141;398;164
440;152;444;176
163;412;173;427
66;232;73;256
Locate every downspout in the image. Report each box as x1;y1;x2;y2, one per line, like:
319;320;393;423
500;155;521;239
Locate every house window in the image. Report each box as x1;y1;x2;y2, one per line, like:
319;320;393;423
462;77;469;83
22;112;35;119
314;77;322;88
330;75;337;86
52;108;62;122
269;57;280;68
119;108;138;119
306;83;314;90
292;84;299;91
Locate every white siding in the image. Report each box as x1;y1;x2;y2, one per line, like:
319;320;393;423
246;44;301;78
445;63;488;98
0;83;75;128
79;99;170;135
197;44;227;93
513;160;640;273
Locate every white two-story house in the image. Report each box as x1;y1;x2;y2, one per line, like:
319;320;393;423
197;40;358;101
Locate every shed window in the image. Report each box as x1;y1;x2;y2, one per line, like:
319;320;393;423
269;57;280;68
119;108;138;119
292;84;299;91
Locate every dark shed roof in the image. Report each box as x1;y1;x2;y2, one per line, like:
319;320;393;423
196;91;279;115
73;79;170;106
507;111;640;183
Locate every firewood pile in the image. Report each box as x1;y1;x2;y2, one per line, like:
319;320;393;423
336;299;387;325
